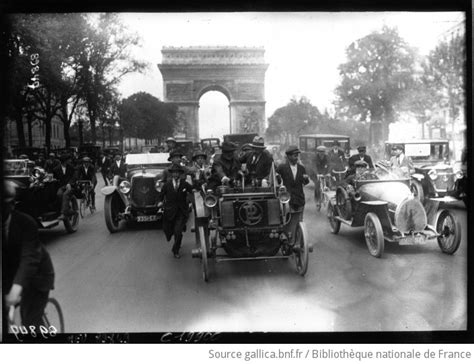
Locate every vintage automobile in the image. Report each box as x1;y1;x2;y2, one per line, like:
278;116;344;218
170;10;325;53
384;140;464;203
326;165;461;258
101;153;171;233
223;133;258;148
191;164;311;281
174;139;195;164
299;133;352;170
4;159;79;233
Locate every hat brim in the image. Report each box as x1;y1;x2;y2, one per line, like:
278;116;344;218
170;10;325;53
286;150;301;155
250;144;266;149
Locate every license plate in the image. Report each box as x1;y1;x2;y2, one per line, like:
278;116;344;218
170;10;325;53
137;215;158;222
399;235;426;245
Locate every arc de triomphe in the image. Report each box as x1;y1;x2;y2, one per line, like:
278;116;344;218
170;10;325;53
158;46;268;141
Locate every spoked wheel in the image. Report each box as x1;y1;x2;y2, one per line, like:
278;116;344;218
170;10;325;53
79;198;86;218
198;226;210;282
364;212;384;258
293;222;309;276
104;193;123;233
327;202;341;234
321;191;330;211
436;209;461;254
42;297;65;333
314;181;322;212
410;180;425;203
64;196;79;233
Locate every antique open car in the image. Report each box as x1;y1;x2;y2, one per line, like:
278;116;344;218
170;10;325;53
326;166;461;258
101;153;170;233
384;140;464;203
191;164;311;281
4;159;79;233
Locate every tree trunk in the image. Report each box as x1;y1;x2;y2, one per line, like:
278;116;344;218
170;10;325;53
26;113;33;147
14;109;26;148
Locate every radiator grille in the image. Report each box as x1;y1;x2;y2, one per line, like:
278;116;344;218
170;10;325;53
131;177;159;207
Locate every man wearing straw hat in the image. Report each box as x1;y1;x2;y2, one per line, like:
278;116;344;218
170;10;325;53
240;136;274;187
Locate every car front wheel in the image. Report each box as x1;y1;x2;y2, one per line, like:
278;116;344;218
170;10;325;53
364;212;384;258
104;193;124;233
436;209;461;254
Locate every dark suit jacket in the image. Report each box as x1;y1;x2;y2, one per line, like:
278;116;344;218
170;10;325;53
98;156;111;172
76;165;97;186
276;162;310;209
52;163;77;187
241;149;274;181
3;210;55;292
159;179;193;221
207;155;242;190
348;154;374;170
109;160;127;178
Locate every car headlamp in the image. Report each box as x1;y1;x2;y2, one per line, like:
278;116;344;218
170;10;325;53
204;190;218;208
428;169;438;180
119;180;131;194
278;186;291;204
455;170;464;180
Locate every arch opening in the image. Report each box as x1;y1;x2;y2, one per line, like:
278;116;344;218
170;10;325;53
198;90;230;140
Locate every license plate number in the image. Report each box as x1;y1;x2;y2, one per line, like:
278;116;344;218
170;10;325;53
137;215;158;222
399;235;426;245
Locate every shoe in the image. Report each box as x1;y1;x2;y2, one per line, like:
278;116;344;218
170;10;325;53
173;253;181;259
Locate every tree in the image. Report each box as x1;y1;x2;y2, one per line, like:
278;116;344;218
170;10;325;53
78;13;147;144
335;26;416;145
119;92;177;142
266;97;322;145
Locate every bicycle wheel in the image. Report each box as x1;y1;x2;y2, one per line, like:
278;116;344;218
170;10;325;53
88;190;96;214
79;196;86;218
42;298;65;333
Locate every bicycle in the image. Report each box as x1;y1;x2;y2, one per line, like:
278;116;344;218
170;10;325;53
8;297;65;335
76;180;95;218
315;173;332;211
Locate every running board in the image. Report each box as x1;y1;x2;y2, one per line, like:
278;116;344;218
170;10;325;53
334;216;352;225
41;220;60;229
215;255;290;263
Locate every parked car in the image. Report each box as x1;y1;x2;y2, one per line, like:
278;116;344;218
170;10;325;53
4;159;79;233
384;140;464;203
11;146;46;159
101;153;171;233
326;165;461;258
192;164;311;281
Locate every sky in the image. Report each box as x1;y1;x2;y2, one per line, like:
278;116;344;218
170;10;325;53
117;12;464;139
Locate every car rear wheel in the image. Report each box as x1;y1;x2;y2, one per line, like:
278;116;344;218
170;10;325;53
63;196;79;233
364;212;384;258
327;202;341;234
436;209;461;254
293;222;309;276
104;193;123;233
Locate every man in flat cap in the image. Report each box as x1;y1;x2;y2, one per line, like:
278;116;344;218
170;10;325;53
165;137;177;153
347;145;374;177
276;145;310;244
207;141;242;191
158;164;193;259
77;156;98;209
52;153;77;220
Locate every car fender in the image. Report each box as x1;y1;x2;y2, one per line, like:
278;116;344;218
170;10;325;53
411;173;424;181
101;185;118;196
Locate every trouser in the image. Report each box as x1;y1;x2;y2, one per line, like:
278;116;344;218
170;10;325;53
57;186;72;215
20;287;50;331
101;171;109;185
163;213;187;254
287;206;304;244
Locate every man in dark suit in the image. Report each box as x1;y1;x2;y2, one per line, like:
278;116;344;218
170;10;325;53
158;164;193;259
240;136;274;187
77;156;98;208
276;145;310;243
97;152;111;186
109;152;127;186
207;141;242;191
52;153;77;220
347;145;374;176
3;181;55;331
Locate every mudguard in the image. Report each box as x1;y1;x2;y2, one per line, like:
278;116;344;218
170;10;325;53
101;185;117;196
411;173;425;180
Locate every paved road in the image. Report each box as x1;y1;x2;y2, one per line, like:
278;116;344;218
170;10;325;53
40;176;467;333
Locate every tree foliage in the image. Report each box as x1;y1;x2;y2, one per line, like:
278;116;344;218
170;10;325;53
335;26;416;144
119;92;177;141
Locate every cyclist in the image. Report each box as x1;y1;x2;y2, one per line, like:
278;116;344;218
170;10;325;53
3;181;55;332
312;145;330;203
76;156;97;209
52;153;77;221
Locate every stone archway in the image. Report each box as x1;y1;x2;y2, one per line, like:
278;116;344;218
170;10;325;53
158;46;268;141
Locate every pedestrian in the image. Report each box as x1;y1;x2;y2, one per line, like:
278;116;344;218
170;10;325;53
3;181;55;332
45;152;60;174
98;152;112;186
161;150;190;183
158;164;193;259
276;145;310;244
109;152;127;186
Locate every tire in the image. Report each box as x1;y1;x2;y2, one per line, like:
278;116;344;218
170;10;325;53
410;180;425;203
436;209;461;254
79;198;86;218
314;180;322;211
364;212;384;258
327;202;341;234
63;196;79;233
336;186;352;220
104;193;123;233
198;226;209;282
293;222;309;276
42;297;65;333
